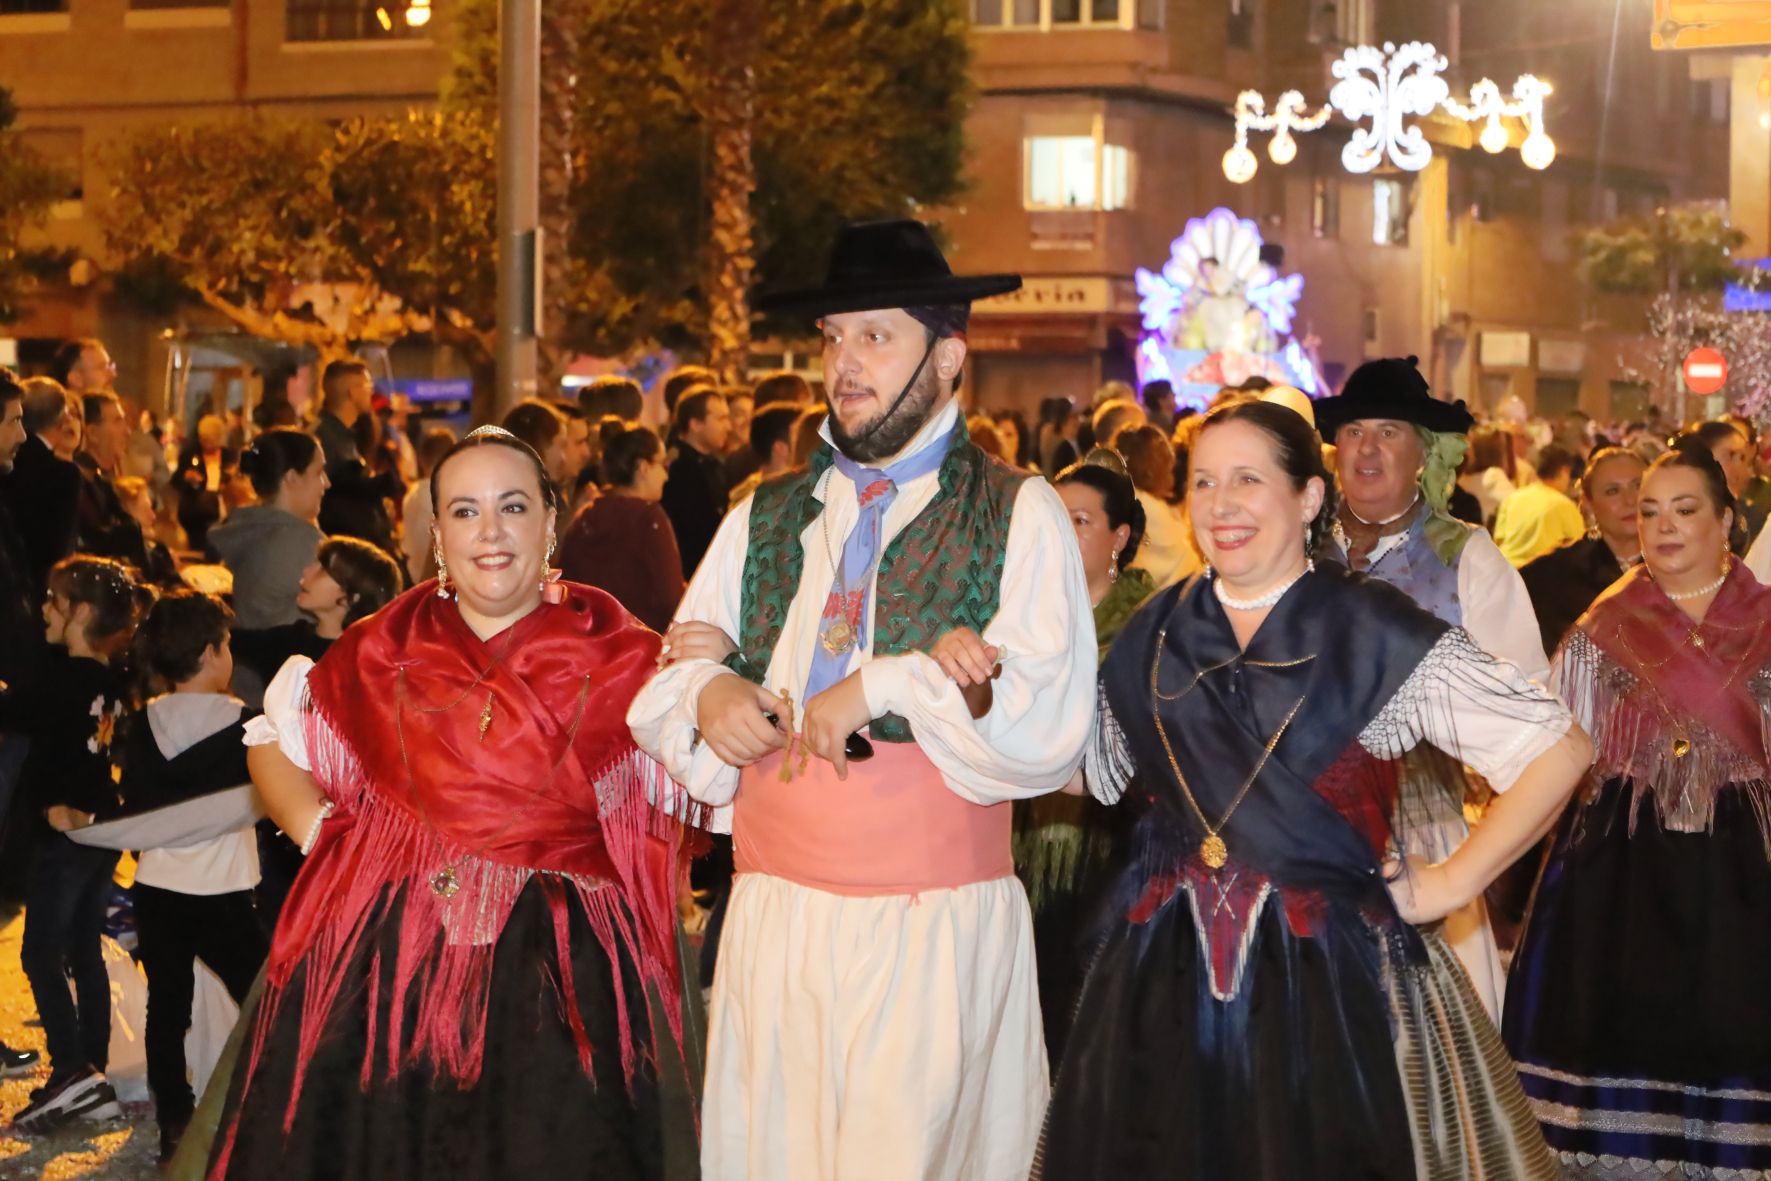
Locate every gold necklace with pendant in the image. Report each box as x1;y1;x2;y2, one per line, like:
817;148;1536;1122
395;668;592;898
1149;623;1304;870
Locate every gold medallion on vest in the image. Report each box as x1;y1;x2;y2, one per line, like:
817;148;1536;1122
820;618;856;656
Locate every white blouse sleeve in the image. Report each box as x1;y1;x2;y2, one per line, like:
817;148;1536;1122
1456;531;1552;684
242;655;317;772
859;478;1098;805
624;496;754;835
1359;628;1574;791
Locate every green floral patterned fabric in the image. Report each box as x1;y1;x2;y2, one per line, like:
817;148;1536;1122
724;423;1030;743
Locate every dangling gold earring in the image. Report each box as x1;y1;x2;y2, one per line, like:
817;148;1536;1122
1108;550;1121;583
540;534;557;592
435;545;452;598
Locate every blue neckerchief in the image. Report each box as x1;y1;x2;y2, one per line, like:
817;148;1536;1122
803;428;955;701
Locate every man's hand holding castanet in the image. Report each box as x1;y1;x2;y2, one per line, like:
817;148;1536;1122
697;674;790;767
801;672;873;781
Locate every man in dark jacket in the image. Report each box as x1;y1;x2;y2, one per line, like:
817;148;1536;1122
659;386;732;578
0;372;53;1081
314;359;399;552
74;392;148;569
2;378;81;600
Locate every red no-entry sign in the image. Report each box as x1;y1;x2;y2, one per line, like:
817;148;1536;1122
1683;347;1729;395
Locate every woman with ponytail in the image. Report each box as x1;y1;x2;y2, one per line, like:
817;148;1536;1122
207;429;327;633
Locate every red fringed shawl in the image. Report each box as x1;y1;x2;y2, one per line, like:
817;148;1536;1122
238;581;694;1129
1566;563;1771;842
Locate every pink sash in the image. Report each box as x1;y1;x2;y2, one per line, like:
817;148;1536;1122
733;741;1013;896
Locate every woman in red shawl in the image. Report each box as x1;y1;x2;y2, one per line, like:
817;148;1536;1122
206;426;697;1179
1504;442;1771;1178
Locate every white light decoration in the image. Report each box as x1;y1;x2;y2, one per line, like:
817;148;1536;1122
404;0;432;26
1225;42;1557;181
1520;132;1556;171
1268;129;1298;165
1222;144;1259;185
1224;90;1332;184
1479;117;1510;154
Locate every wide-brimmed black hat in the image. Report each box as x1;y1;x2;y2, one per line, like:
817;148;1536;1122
756;219;1021;317
1313;356;1475;436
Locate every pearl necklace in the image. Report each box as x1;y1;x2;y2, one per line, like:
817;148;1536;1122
1659;565;1729;602
1213;561;1314;611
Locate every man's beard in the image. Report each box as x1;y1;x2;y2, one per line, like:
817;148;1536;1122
828;360;942;464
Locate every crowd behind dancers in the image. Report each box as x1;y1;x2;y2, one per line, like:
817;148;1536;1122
0;327;1765;1180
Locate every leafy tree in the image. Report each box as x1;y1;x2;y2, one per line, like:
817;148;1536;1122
1575;204;1745;297
1576;205;1771;420
98;0;972;379
329;109;499;364
0;83;74;325
446;0;972;360
100;115;495;373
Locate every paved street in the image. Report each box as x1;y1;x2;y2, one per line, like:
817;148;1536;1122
0;911;159;1181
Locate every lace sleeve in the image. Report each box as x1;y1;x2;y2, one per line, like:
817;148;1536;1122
1085;679;1137;804
1359;628;1574;791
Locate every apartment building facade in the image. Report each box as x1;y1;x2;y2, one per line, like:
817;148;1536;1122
949;0;1732;419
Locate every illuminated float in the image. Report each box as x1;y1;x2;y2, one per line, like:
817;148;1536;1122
1134;207;1322;407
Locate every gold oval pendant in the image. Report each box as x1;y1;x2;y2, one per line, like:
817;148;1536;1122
820;619;856;656
1672;737;1692;759
1200;834;1229;869
430;866;461;898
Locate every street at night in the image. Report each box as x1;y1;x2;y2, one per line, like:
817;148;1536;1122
4;0;1771;1178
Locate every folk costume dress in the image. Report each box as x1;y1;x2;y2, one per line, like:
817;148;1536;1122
628;400;1098;1181
1503;563;1771;1179
204;581;698;1180
1036;563;1568;1181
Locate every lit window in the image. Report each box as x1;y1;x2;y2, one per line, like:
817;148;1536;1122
1227;0;1255;49
1372;177;1408;246
285;0;427;42
1025;136;1133;211
1101;144;1131;210
971;0;1158;29
1335;0;1373;45
1312;175;1339;239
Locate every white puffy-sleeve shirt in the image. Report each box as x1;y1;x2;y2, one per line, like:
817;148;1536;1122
242;655;322;771
626;399;1098;833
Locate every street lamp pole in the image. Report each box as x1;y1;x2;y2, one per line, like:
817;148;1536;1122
495;0;541;418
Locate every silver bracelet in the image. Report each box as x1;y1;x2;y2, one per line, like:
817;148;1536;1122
299;799;336;856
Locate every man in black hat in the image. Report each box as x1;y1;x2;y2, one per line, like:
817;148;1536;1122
1313;356;1548;1019
629;220;1096;1180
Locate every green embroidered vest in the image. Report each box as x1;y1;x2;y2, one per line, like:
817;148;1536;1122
725;425;1031;742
